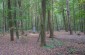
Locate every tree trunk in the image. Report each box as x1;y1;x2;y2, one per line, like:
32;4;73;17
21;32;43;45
48;10;54;38
18;0;24;35
51;0;54;31
62;3;68;31
83;3;85;34
56;18;59;31
14;0;19;39
66;0;73;35
2;0;5;36
73;0;76;33
40;0;46;46
84;18;85;34
8;0;14;41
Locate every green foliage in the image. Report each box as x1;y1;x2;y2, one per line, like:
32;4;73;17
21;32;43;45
0;0;85;31
43;38;64;49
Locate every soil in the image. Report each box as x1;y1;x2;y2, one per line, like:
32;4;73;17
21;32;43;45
0;30;85;55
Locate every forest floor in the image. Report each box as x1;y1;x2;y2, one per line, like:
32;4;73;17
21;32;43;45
0;30;85;55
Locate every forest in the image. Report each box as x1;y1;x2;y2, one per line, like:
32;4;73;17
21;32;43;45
0;0;85;55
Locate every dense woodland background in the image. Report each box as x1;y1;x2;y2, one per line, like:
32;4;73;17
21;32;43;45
0;0;85;46
0;0;85;55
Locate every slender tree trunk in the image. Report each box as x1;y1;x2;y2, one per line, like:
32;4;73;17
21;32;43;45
84;18;85;34
21;20;24;34
73;0;76;33
14;0;19;39
62;4;68;31
79;4;83;32
8;0;14;41
78;0;82;31
40;0;46;46
51;0;54;32
3;0;7;32
18;0;24;35
47;0;54;38
2;0;5;36
80;18;84;32
56;18;59;31
66;0;73;35
48;10;54;38
83;3;85;34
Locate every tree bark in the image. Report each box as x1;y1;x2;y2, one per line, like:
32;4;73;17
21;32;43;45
14;0;19;39
66;0;73;35
83;3;85;34
2;0;5;36
8;0;14;41
73;0;76;33
40;0;46;46
48;10;54;38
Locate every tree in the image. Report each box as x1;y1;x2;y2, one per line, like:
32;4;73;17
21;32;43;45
47;0;54;38
61;0;68;31
7;0;14;41
66;0;73;35
2;0;5;36
73;0;76;33
14;0;19;39
40;0;46;46
82;1;85;34
18;0;24;35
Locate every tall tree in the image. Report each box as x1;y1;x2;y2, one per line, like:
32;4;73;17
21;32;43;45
47;0;54;38
18;0;24;35
14;0;19;39
61;0;68;31
2;0;5;36
66;0;73;35
8;0;14;41
83;1;85;34
48;10;54;38
73;0;76;33
40;0;46;46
